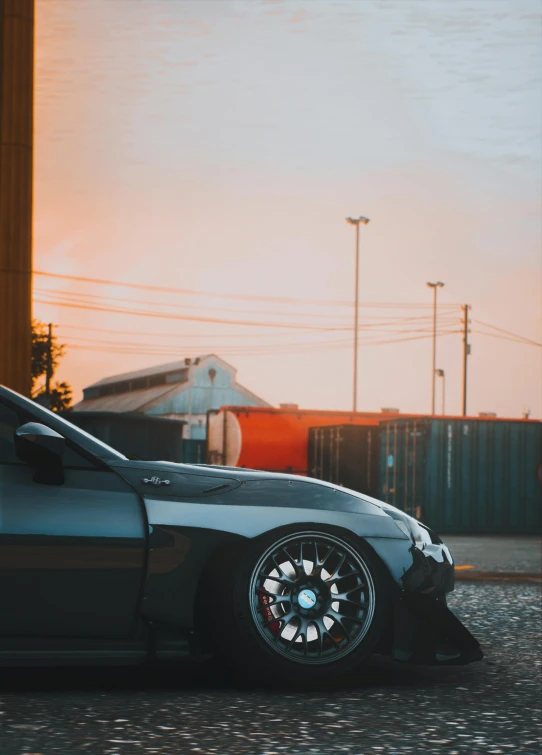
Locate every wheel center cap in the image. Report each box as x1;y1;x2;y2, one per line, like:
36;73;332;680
297;588;317;609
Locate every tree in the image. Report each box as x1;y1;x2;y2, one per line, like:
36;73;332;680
48;381;73;413
31;320;73;411
31;319;64;388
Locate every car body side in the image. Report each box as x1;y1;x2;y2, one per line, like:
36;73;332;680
107;460;448;631
0;386;481;667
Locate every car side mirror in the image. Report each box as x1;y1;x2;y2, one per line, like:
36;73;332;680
15;422;66;485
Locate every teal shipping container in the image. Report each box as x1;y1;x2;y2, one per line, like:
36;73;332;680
379;418;542;534
182;438;206;465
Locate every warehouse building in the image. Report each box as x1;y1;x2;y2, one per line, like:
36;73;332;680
72;354;271;439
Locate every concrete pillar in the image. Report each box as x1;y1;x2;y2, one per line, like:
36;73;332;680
0;0;34;395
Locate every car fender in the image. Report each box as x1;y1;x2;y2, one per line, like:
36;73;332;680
141;495;407;628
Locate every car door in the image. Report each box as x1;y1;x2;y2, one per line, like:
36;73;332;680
0;399;147;638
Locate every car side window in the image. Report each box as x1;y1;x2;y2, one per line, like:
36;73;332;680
0;403;20;463
0;400;95;469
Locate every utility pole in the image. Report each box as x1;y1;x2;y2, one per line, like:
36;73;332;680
45;323;53;397
346;215;370;412
462;305;471;416
426;281;444;415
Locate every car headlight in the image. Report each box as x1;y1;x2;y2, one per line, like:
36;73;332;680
391;518;412;539
408;519;433;549
389;512;433;549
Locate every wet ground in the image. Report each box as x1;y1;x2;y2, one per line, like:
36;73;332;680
1;581;540;755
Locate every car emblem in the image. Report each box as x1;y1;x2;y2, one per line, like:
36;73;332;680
142;476;171;487
297;589;317;609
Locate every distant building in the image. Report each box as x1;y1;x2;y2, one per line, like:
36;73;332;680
73;354;271;439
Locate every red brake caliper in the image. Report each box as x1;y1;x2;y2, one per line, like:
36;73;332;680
259;592;280;635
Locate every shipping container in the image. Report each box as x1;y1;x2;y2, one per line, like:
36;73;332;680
308;424;380;498
182;438;206;465
379;417;542;534
62;411;185;462
207;406;408;474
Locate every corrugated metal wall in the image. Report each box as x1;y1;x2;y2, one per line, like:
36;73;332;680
379;418;542;534
182;439;206;465
147;360;267;418
308;425;380;498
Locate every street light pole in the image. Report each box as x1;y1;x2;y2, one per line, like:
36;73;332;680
346;216;370;412
426;281;444;415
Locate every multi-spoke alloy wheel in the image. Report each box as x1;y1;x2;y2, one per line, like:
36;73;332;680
249;532;376;664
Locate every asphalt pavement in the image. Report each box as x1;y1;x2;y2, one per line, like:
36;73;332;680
1;580;540;755
444;535;541;578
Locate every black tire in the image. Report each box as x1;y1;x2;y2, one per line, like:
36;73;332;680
200;524;393;686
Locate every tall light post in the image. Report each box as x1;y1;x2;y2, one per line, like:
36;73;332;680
426;281;444;415
346;216;370;412
436;368;445;415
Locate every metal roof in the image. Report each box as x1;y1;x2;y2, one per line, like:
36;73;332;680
72;384;178;413
73;354;271;414
86;354;233;388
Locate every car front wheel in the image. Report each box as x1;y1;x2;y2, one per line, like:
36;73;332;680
205;526;392;685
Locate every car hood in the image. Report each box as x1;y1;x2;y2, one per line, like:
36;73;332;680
108;458;417;525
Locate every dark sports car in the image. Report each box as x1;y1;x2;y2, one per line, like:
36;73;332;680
0;386;482;683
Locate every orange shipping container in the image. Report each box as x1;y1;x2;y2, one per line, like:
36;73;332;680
207;406;411;475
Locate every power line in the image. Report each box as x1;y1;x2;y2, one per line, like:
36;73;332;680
36;289;459;327
34;298;348;331
472;330;542;348
55;322;541;359
63;326;459;350
36;288;352;322
45;302;540;351
62;330;461;358
54;321;457;340
36;287;457;323
30;269;459;309
55;324;342;340
34;296;460;333
55;324;325;339
473;320;541;347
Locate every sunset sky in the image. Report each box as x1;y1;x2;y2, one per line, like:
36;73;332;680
34;0;542;418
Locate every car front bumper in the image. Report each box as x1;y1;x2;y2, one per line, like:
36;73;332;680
366;535;483;666
391;590;484;666
401;541;455;595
